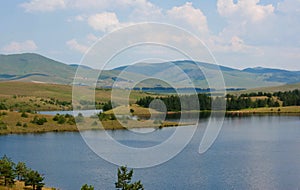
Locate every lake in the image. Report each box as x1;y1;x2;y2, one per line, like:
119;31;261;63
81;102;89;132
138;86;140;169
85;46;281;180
1;115;300;189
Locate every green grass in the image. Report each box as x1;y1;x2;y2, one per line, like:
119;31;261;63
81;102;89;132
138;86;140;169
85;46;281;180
231;82;300;95
0;81;157;111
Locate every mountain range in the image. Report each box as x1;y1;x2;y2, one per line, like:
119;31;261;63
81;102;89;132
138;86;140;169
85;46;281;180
0;53;299;89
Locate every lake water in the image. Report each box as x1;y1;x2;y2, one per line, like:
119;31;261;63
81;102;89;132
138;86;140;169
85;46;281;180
38;109;103;117
1;116;300;190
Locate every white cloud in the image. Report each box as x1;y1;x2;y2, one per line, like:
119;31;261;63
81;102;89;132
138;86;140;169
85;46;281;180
207;35;262;55
75;15;86;21
1;40;38;53
66;34;99;53
217;0;274;22
277;0;300;14
214;0;279;50
66;39;89;54
126;0;162;21
167;2;209;35
69;0;110;10
87;12;120;32
86;34;98;43
20;0;66;12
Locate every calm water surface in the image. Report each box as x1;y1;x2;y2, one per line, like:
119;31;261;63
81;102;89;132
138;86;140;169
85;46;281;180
0;116;300;190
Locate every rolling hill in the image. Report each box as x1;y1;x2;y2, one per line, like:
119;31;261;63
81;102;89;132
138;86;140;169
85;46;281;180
111;61;300;88
0;53;299;89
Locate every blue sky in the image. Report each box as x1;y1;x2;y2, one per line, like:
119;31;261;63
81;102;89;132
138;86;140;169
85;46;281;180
0;0;299;70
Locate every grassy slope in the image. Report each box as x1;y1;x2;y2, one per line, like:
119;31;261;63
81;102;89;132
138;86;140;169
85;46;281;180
0;181;54;190
0;81;156;111
231;82;300;95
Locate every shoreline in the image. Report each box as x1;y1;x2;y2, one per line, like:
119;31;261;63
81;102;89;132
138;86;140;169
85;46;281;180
0;106;299;135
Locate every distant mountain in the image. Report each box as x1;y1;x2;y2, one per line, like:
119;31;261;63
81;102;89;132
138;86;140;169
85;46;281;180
243;67;300;84
112;61;300;88
0;53;299;89
0;53;99;84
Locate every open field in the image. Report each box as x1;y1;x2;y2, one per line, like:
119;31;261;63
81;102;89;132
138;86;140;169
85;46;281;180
0;81;157;111
104;104;161;116
231;82;300;95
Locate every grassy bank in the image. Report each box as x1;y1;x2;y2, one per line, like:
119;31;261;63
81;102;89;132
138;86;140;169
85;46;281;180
227;106;300;114
1;106;299;135
0;109;183;135
0;180;55;190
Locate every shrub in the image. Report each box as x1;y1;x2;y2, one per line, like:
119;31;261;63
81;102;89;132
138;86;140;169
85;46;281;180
0;121;8;130
91;121;98;126
16;121;22;126
75;113;84;123
0;103;7;110
21;112;28;118
53;114;66;124
31;116;47;125
0;111;7;116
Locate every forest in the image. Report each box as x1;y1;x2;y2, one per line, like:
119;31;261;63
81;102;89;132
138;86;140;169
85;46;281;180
136;90;300;112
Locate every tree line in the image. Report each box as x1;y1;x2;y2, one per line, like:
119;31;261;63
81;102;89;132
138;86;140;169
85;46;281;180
136;94;211;111
136;90;300;111
81;165;144;190
0;155;44;190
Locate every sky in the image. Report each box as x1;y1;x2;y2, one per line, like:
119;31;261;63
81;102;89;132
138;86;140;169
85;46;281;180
0;0;299;70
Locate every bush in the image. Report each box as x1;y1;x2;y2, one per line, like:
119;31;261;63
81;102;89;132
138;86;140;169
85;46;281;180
0;103;7;110
67;116;76;125
21;112;28;118
0;111;7;116
53;114;66;124
0;121;7;130
16;121;22;126
31;116;47;125
91;121;98;126
81;184;94;190
75;113;84;123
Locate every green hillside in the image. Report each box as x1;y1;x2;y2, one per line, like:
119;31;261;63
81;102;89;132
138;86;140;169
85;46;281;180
1;53;299;89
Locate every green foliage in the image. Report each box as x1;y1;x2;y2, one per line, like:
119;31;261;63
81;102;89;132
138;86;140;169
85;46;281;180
102;101;113;111
15;162;27;180
0;155;45;189
0;111;7;116
274;89;300;106
21;112;29;118
31;116;47;125
53;114;66;124
0;155;16;187
16;121;22;126
115;166;144;190
137;90;300;111
0;121;7;130
136;94;211;111
53;114;76;125
0;102;7;110
24;169;45;190
81;184;94;190
23;123;28;128
98;113;116;121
